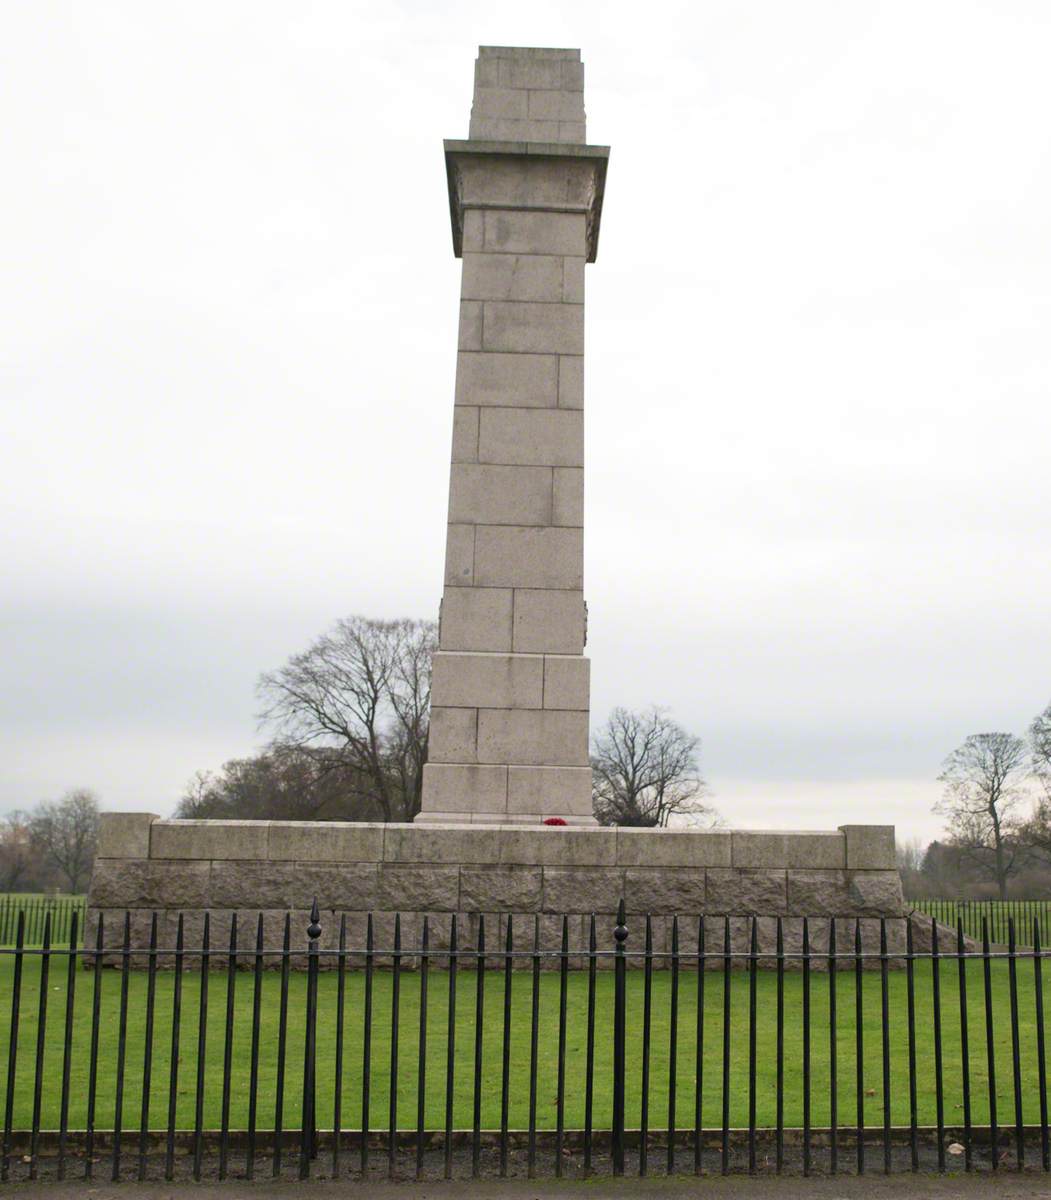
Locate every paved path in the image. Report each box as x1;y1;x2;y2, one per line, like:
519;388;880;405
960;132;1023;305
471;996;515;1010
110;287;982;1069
8;1175;1051;1200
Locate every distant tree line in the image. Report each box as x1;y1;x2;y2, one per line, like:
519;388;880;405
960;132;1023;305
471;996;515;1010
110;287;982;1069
903;699;1051;900
0;789;100;894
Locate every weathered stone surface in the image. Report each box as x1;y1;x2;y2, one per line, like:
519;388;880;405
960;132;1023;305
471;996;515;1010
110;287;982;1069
624;867;707;915
482;210;587;256
96;811;159;860
151;819;270;861
498;826;617;866
848;870;905;916
558;355;583;408
460;864;542;911
144;859;211;908
706;869;787;915
455;351;558;407
432;650;544;709
786;869;902;917
449;463;553;526
542;866;625;912
451;406;479;463
512;589;585;654
474;527;583;589
616;828;732;868
461;253;564;302
209;860;300;908
478;407;583;467
267;821;384;863
476;708;589;766
731;831;845;870
440;587;513;652
541;655;589;710
444;524;475;584
552;467;583;526
840;824;897;870
505;764;593;816
481;301;584;355
418;763;508;814
87;858;148;907
377;863;461;911
428;706;479;763
384;823;506;865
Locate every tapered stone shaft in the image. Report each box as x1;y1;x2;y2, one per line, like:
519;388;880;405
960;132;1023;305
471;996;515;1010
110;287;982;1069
416;47;609;825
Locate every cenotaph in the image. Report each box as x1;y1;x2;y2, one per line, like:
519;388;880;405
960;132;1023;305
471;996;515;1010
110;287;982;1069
416;47;607;825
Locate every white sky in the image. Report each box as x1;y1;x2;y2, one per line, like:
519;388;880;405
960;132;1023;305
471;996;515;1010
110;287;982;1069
3;1;1050;844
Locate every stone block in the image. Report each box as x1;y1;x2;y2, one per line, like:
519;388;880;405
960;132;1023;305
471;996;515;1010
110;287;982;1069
527;89;585;122
144;859;211;908
624;867;707;915
559;121;586;142
208;860;300;908
477;708;589;766
474;56;501;88
839;825;896;870
558;355;584;408
562;257;585;303
512;588;585;653
267;821;384;863
451;406;479;463
432;650;543;709
499;826;616;866
506;764;593;816
461;253;564;302
478;407;583;467
417;764;508;817
469;117;562;142
502;59;564;90
461;209;484;252
377;863;461;911
552;467;583;526
562;61;585;90
293;862;383;910
455;351;557;408
706;869;787;915
448;463;553;525
542;866;625;913
150;819;270;861
542;655;589;710
849;870;905;916
428;706;478;763
458;300;483;350
460;864;543;911
395;824;509;866
443;524;475;585
475;527;583;589
787;869;903;917
88;858;148;907
97;811;159;859
472;87;529;120
454;154;600;212
616;828;733;868
481;301;584;355
439;586;512;652
731;831;846;870
483;210;587;257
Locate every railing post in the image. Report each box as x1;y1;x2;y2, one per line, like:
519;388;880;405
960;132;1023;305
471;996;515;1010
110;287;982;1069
612;899;628;1176
300;898;321;1179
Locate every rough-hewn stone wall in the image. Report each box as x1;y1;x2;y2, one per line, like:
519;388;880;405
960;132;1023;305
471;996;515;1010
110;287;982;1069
87;815;906;963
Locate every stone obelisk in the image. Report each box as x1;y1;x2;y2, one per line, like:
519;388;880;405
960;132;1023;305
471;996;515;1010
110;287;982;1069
416;47;608;825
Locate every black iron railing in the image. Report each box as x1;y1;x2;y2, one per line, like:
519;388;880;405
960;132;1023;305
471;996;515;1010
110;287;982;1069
0;896;85;947
2;901;1051;1180
911;900;1051;947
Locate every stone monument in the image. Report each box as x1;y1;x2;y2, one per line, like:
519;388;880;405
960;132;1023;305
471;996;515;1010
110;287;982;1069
417;47;608;826
86;46;907;959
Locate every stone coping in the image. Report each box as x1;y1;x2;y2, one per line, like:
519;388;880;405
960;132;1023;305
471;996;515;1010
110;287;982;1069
97;815;895;872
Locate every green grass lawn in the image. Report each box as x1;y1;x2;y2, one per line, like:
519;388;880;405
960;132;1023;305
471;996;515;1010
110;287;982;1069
1;955;1047;1133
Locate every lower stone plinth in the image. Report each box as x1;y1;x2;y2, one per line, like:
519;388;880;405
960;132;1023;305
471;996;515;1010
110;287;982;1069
87;816;905;965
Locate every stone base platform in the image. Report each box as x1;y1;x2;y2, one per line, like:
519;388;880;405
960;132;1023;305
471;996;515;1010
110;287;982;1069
87;814;904;964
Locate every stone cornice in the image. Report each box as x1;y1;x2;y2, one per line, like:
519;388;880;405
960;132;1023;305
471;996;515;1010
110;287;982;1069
444;139;610;263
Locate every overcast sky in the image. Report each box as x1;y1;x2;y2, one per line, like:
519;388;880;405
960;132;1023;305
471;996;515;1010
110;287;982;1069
3;1;1049;844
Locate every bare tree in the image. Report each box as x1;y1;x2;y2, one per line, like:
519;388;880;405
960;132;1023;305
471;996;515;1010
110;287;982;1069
0;812;32;891
895;837;928;900
27;789;100;893
935;732;1030;901
176;747;375;822
1030;700;1051;800
591;706;714;827
258;616;437;823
